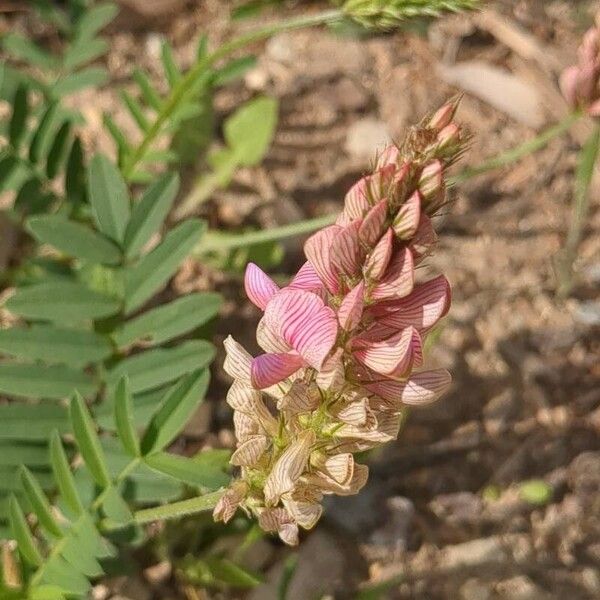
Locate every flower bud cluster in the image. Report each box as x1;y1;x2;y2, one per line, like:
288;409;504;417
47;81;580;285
214;100;466;545
561;14;600;117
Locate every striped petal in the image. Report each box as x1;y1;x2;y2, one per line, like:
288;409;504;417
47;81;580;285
264;430;315;505
304;225;341;293
369;275;451;332
410;214;437;263
244;263;279;310
258;508;299;546
282;498;322;530
256;318;291;353
332;393;376;428
312;453;354;486
364;227;393;281
233;411;259;442
337;412;400;447
230;435;270;467
213;482;247;524
264;289;338;369
338;281;365;331
288;261;324;293
371;247;414;301
226;380;262;413
315;348;345;391
359;199;388;246
305;463;369;496
393;191;421;240
354;326;422;377
251;352;305;389
339;177;370;223
366;369;452;407
277;381;320;415
331;220;363;277
223;336;252;382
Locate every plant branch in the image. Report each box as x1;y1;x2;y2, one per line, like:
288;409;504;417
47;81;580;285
121;9;343;180
133;490;224;525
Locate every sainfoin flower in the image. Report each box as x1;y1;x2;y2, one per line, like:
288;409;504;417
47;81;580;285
214;100;465;545
560;13;600;117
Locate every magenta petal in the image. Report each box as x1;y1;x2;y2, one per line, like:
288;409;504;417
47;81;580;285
304;226;341;294
265;289;338;369
372;247;414;300
393;191;421;240
245;263;279;310
331;220;363;277
354;326;422;377
359;199;387;246
338;281;365;331
251;352;305;389
366;369;451;406
364;228;393;281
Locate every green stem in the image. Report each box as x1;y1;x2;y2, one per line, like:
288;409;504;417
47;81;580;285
194;213;337;255
449;111;582;184
133;490;224;525
121;9;343;180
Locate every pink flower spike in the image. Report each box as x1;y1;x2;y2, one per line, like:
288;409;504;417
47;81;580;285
354;326;422;377
338;281;365;331
419;160;443;199
338;178;370;224
410;214;437;262
304;225;342;293
366;369;452;406
428;102;456;130
265;289;338;370
359;199;388;246
245;263;279;310
364;227;393;281
393;191;421;240
251;352;306;389
331;220;363;277
371;247;414;301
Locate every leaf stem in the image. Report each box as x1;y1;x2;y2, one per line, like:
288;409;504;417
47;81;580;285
121;9;343;180
133;490;224;525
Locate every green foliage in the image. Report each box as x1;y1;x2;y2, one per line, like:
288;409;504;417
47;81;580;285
0;385;229;598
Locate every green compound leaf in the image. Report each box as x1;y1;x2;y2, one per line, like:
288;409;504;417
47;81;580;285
88;153;131;244
141;368;210;455
107;340;214;395
6;281;121;323
224;96;278;166
124;218;205;313
0;324;112;367
114;377;140;457
27;214;122;265
20;466;63;537
9;495;43;566
144;451;229;489
74;2;119;42
69;393;111;488
0;363;95;400
124;172;179;259
3;33;57;70
52;66;108;97
0;405;69;442
50;430;84;517
113;292;221;348
9;84;28;149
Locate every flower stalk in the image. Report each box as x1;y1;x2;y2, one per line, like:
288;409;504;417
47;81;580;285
216;99;467;545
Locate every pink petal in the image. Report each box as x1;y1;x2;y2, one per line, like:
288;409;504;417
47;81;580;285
338;281;365;331
331;220;363;277
244;263;279;310
369;275;451;332
304;225;341;294
288;261;324;293
251;352;305;389
559;66;580;108
410;214;437;263
371;247;414;300
393;191;421;240
359;199;388;246
366;369;452;406
366;164;397;203
264;289;338;369
428;102;456;130
256;318;291;353
375;145;400;169
353;326;422;377
339;178;370;223
364;227;393;281
419;160;443;199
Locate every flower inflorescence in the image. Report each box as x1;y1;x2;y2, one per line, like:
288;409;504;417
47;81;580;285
214;100;466;545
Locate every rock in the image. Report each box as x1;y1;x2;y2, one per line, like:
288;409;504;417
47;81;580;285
248;529;366;600
496;575;549;600
442;537;506;569
143;561;171;585
568;452;600;499
429;492;483;526
460;578;492;600
483;389;516;436
117;0;186;20
572;301;600;326
323;483;383;535
369;496;415;551
345;118;392;160
582;567;600;595
438;60;544;128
